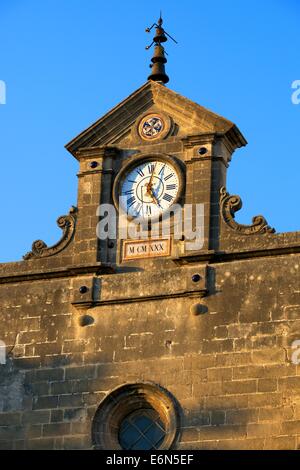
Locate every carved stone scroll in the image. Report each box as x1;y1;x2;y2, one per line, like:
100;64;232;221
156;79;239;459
220;187;275;235
23;206;77;260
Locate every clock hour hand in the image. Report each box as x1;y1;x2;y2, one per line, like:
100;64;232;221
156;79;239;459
146;162;157;194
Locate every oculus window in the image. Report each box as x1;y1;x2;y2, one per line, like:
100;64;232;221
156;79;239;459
92;383;179;450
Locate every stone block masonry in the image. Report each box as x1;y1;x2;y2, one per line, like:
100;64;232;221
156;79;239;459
0;253;299;449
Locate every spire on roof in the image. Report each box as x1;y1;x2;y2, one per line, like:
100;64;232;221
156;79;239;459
145;14;177;85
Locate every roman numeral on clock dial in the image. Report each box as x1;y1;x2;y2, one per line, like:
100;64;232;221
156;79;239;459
127;196;136;208
162;193;173;203
148;164;155;174
123;189;134;195
135;203;142;214
136;169;144;178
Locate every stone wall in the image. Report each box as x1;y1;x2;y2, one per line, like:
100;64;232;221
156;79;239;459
0;253;299;449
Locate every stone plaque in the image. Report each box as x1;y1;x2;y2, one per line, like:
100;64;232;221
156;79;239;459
122;238;171;261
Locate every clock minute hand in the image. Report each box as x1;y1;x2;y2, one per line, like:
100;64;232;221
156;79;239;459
146;162;157;194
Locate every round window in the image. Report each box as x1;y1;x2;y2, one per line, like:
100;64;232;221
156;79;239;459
92;383;179;450
119;408;166;450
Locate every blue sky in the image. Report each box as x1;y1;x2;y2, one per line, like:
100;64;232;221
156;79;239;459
0;0;299;263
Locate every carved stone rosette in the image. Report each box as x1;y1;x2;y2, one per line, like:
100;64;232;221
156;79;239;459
220;187;275;235
23;206;77;260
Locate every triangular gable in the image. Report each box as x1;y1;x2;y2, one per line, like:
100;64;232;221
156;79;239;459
65;81;246;158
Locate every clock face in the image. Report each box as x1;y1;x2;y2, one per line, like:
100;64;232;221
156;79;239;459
139;115;164;140
119;159;180;220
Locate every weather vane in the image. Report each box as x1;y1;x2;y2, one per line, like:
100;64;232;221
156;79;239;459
145;13;178;85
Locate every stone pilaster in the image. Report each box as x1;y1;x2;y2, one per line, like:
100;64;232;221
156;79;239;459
72;147;119;267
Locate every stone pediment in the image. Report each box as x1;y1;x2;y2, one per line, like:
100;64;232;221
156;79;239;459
65;81;246;159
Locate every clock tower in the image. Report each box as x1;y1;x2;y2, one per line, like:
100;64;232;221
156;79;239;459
65;18;246;274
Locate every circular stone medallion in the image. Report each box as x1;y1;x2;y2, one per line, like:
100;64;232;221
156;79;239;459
139;114;165;140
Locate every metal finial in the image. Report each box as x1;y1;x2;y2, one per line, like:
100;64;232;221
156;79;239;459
158;12;163;26
145;14;177;85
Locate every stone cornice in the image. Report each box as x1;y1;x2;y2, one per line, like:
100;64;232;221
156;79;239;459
75;146;120;161
1;243;300;284
182;129;247;154
77;168;114;178
182;133;218;148
185;155;229;167
0;263;114;285
173;244;300;266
